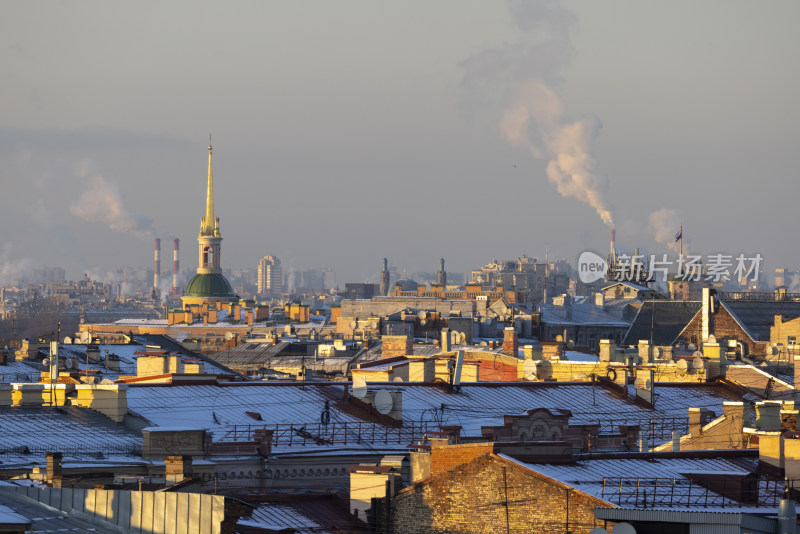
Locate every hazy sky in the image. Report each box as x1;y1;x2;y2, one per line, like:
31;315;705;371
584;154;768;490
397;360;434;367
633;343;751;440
2;1;799;286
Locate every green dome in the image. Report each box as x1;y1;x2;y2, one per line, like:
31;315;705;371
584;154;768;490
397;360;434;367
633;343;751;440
184;273;235;298
394;278;419;291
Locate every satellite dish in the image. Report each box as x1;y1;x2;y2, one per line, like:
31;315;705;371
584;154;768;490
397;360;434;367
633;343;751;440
567;340;575;350
483;317;492;325
225;332;234;341
687;343;696;352
692;350;703;358
459;332;466;343
653;347;661;358
65;358;74;370
523;359;538;380
692;357;705;370
79;331;91;344
374;389;393;415
42;358;49;367
370;321;378;330
349;321;357;330
420;319;427;326
352;376;367;399
611;523;637;534
707;334;717;344
677;359;688;372
573;372;589;380
418;311;427;320
393;376;403;382
99;379;115;385
63;336;72;344
589;529;610;534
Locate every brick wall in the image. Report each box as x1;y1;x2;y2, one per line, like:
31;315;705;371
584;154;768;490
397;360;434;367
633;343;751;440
679;305;766;357
392;453;609;533
430;442;495;477
382;335;413;359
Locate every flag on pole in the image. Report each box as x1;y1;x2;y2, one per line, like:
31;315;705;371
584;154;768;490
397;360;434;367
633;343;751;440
675;229;682;242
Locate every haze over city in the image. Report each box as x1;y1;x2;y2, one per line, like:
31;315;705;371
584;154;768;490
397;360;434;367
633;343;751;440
2;1;798;285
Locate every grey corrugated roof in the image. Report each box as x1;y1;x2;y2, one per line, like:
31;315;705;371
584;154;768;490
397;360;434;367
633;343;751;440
205;342;289;368
0;406;141;464
623;300;702;346
125;382;742;450
240;496;363;533
719;299;800;341
541;303;632;327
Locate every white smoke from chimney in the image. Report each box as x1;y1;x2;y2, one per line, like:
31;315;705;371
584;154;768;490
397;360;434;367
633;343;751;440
788;273;800;293
0;242;35;287
70;162;157;238
648;208;682;252
462;0;614;228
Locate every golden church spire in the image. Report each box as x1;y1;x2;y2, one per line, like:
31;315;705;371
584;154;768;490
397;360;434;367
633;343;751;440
201;135;219;237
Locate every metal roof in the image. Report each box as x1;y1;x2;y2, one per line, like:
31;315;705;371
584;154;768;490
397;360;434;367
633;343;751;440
205;342;289;368
0;405;141;465
623;300;702;346
595;507;778;533
506;453;787;512
0;487;118;533
541;302;632;327
718;299;800;341
183;272;235;297
125;381;742;451
240;496;365;533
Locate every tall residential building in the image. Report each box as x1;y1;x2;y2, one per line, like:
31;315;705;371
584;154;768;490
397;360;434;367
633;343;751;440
257;255;284;295
181;140;235;308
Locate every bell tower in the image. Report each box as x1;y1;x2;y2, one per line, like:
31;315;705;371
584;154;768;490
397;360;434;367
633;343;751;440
182;138;235;309
197;139;222;274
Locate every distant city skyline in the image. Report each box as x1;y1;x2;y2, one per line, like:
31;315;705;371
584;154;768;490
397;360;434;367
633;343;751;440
2;1;799;285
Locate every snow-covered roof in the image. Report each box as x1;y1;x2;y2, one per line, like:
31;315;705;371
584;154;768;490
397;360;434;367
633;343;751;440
504;453;784;512
124;381;742;451
0;406;141;466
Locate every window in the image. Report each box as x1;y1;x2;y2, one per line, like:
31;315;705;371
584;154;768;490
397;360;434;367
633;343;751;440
789;336;797;346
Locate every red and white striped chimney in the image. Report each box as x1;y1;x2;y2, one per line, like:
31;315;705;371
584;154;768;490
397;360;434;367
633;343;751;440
154;238;161;293
172;238;180;297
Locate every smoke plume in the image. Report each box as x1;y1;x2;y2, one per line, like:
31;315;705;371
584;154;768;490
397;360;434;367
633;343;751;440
0;243;35;287
648;208;682;252
462;0;614;228
70;163;157;238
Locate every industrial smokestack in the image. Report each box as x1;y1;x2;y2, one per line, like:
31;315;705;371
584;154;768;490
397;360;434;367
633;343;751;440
154;238;161;293
172;239;179;297
610;229;616;262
